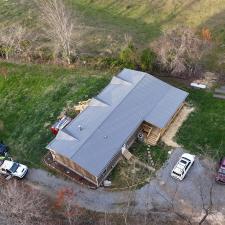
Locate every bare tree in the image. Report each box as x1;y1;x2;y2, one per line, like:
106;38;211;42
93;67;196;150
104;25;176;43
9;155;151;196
152;27;209;78
0;24;26;60
0;181;52;225
36;0;76;64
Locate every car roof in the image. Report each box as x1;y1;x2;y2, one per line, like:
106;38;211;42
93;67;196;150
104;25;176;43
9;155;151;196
0;160;14;170
181;153;195;161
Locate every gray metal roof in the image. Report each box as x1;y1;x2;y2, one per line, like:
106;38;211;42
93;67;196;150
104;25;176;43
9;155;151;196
47;69;188;177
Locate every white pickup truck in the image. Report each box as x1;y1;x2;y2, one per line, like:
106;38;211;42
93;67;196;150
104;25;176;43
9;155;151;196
0;160;28;179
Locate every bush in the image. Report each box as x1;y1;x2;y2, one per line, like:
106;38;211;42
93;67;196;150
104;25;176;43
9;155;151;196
100;57;122;69
140;48;156;72
34;46;55;62
119;44;137;69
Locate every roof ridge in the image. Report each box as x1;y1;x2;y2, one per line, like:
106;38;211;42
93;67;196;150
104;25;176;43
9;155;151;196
70;72;146;160
111;75;132;85
144;84;188;128
62;129;80;141
90;96;110;107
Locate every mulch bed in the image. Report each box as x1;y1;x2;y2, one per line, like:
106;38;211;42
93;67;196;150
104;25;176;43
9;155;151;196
43;152;97;189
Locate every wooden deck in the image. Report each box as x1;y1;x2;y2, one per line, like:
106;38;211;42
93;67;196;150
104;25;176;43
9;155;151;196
141;123;161;146
141;103;185;146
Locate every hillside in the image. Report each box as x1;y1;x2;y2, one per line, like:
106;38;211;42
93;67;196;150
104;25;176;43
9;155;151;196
1;0;225;55
71;0;225;28
1;1;225;224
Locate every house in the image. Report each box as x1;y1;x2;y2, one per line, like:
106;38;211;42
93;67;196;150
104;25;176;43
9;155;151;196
46;69;188;186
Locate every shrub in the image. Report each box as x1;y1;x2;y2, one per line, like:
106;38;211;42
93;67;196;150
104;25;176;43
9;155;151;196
140;48;156;72
34;46;55;62
119;44;137;69
99;57;122;69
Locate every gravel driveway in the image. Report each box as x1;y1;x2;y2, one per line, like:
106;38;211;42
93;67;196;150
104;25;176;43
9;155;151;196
26;148;225;224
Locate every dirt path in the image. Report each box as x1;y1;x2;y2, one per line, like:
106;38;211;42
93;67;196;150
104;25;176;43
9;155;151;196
161;106;194;147
25;149;225;224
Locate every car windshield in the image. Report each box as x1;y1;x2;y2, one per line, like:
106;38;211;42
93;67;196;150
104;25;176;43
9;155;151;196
180;159;187;164
182;157;191;162
219;168;225;175
9;163;19;173
172;171;181;176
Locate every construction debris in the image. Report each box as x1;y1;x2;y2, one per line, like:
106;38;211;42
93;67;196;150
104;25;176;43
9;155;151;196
74;99;91;114
214;86;225;100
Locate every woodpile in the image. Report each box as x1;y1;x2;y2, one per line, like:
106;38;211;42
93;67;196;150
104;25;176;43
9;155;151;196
74;99;91;114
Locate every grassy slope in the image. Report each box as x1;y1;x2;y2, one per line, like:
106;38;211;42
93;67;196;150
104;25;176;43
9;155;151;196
69;0;225;70
1;0;225;68
0;63;110;167
71;0;225;27
69;0;225;38
0;0;34;26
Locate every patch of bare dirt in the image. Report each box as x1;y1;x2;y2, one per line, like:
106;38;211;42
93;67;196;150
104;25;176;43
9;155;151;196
161;105;194;147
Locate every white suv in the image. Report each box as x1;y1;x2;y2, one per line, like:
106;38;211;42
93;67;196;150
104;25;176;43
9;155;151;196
171;153;195;180
0;160;28;179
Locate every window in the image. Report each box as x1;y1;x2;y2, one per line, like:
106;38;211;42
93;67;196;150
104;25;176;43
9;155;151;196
180;159;187;164
185;162;191;170
172;171;181;176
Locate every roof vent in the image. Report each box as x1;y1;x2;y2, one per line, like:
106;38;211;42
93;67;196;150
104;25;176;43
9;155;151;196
78;125;83;131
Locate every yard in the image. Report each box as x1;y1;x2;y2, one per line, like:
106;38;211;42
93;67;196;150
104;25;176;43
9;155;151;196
0;62;225;181
177;88;225;160
0;62;111;167
108;142;169;189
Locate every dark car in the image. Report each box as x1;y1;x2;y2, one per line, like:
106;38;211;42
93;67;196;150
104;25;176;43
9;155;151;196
0;142;8;157
216;157;225;184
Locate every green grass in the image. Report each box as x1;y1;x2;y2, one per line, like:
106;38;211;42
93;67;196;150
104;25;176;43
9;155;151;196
0;61;225;176
108;160;152;189
130;141;169;169
68;0;162;45
70;0;225;28
177;89;225;160
0;62;111;167
108;142;168;188
1;0;225;72
0;0;35;26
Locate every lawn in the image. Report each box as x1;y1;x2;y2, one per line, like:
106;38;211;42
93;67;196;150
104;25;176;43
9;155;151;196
177;88;225;160
0;61;225;171
108;159;152;189
130;141;169;169
0;62;111;167
108;141;169;189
